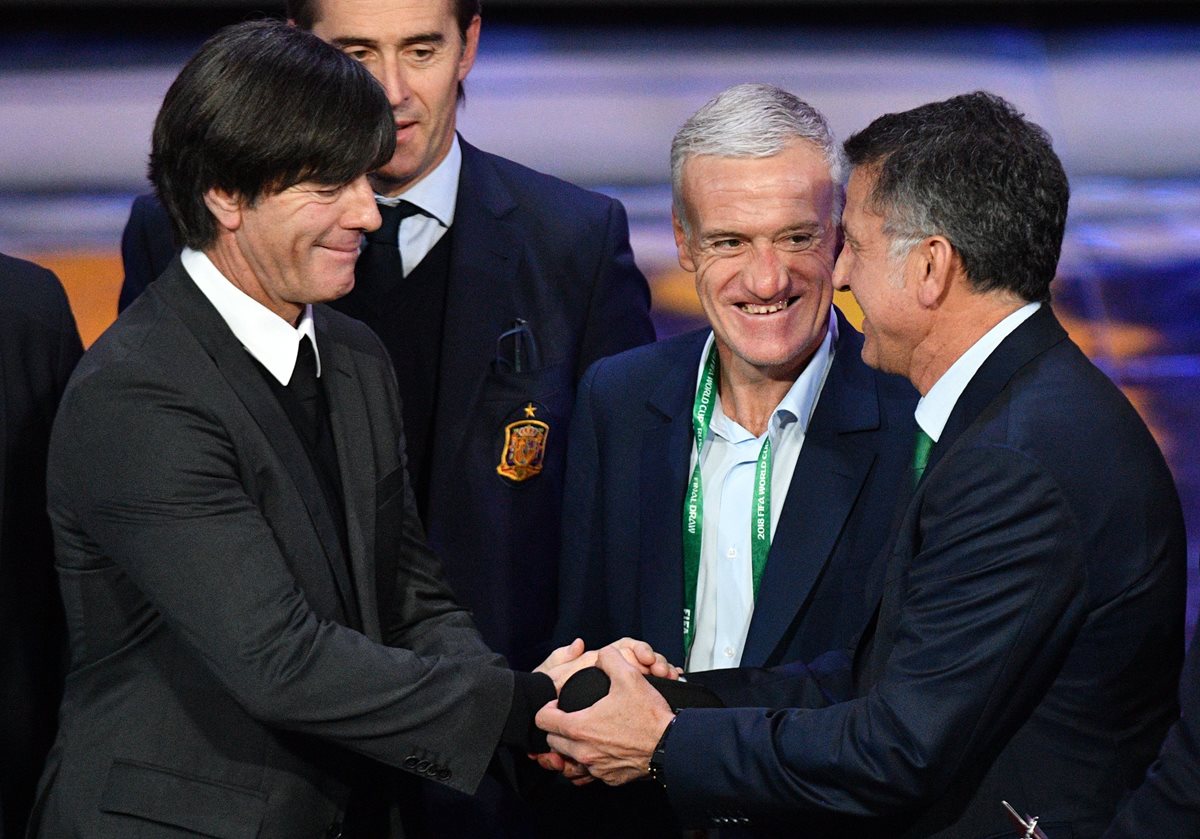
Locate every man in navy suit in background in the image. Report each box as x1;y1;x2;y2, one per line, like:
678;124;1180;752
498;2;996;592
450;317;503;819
0;253;82;839
117;2;654;834
548;82;916;836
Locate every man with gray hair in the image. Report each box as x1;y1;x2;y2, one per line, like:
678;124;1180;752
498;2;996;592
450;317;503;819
551;83;916;812
557;81;914;677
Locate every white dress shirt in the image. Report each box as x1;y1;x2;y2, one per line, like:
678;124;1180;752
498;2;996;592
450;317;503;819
687;311;838;671
914;301;1041;442
181;247;320;385
376;135;461;277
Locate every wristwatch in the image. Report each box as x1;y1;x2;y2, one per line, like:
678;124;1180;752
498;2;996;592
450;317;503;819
647;715;678;788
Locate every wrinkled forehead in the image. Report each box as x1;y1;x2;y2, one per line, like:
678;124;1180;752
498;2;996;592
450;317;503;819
680;147;836;228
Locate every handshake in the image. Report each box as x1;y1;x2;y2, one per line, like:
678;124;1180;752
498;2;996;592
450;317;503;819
528;639;721;787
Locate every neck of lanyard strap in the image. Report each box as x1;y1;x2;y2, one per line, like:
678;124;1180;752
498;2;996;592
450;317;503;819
682;344;773;661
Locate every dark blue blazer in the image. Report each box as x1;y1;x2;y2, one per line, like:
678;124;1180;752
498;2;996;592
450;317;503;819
0;254;82;839
1102;630;1200;839
670;307;1187;838
555;309;918;670
117;138;654;672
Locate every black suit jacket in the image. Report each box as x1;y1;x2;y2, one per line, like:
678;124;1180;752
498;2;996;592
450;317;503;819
555;311;917;669
118;139;654;670
1102;631;1200;839
31;261;516;838
667;307;1187;838
0;254;82;839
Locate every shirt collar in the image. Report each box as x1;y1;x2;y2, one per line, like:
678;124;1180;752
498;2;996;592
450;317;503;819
915;300;1041;442
376;134;461;227
697;305;838;442
181;247;321;386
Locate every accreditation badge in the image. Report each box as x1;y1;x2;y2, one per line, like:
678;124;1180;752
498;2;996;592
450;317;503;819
496;401;549;482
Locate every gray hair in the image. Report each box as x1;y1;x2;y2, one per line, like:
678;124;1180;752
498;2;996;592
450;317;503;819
670;83;845;235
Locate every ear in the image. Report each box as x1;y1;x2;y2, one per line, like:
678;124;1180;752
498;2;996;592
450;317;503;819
458;15;481;81
203;187;245;233
672;209;697;272
914;235;955;308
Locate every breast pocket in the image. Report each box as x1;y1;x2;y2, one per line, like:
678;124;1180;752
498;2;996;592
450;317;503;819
483;361;573;487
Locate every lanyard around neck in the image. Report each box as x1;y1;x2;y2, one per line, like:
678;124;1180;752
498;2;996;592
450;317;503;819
681;344;774;661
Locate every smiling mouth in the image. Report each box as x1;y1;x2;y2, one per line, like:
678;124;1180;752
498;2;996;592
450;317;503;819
738;296;797;315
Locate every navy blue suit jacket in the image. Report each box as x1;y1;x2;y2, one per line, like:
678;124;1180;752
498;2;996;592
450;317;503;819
555;310;917;670
668;307;1187;838
0;254;82;839
118;138;654;671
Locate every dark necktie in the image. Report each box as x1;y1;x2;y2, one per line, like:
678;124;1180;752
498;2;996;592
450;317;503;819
289;334;320;442
912;427;934;486
357;200;425;290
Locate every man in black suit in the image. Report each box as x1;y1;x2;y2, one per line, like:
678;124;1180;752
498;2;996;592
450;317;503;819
29;21;669;837
537;92;1187;839
0;254;82;839
119;0;655;678
120;5;655;829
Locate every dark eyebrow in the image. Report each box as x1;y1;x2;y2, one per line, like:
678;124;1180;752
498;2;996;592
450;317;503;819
328;32;447;49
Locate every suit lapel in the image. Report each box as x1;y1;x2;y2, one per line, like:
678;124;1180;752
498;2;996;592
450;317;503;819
155;263;358;625
865;307;1068;613
431;139;520;503
316;309;383;640
638;332;709;667
742;315;881;666
926;306;1068;476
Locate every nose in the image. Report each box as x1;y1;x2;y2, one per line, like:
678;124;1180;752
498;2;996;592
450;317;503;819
345;176;381;232
374;56;411;109
832;249;851;292
746;242;789;300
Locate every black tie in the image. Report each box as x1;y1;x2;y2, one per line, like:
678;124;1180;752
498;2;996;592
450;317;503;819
289;335;320;443
357;200;425;290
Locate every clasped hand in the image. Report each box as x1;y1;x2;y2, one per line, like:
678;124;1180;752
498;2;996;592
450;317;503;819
531;642;679;786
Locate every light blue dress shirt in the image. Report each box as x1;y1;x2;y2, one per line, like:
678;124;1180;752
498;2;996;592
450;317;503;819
687;311;837;671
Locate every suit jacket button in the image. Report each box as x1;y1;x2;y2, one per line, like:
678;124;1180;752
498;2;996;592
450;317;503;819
403;756;419;769
325;823;344;839
416;760;431;773
437;769;452;781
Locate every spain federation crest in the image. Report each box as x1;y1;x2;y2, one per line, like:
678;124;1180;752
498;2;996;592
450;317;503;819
497;402;549;482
